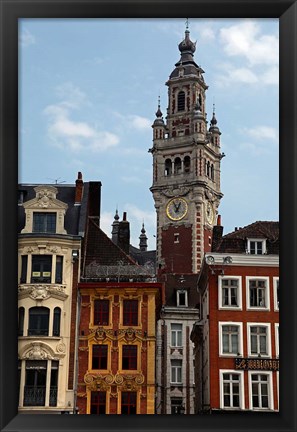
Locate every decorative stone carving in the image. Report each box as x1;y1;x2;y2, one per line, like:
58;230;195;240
18;284;68;301
118;328;142;342
25;343;49;360
114;374;124;385
89;327;114;342
56;342;66;353
19;341;64;361
161;186;190;198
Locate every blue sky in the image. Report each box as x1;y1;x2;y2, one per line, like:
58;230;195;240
19;18;279;249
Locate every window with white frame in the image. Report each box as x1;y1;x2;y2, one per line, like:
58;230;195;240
219;276;242;309
247;239;266;255
171;359;182;384
171;323;182;347
246;277;270;310
248;324;271;357
219;323;243;356
176;290;188;307
274;278;279;310
249;372;273;410
275;323;279;358
220;371;244;409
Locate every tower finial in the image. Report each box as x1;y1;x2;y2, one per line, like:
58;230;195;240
185;18;189;30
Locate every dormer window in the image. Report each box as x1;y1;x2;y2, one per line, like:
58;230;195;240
177;289;188;307
247;239;267;255
33;212;57;233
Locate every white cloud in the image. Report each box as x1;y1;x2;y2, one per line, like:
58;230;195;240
243;126;278;142
112;112;151;132
100;211;114;238
43;84;119;153
220;20;278;66
123;204;156;227
19;28;36;47
238;125;278;156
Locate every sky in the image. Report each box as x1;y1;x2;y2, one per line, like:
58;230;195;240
19;18;279;250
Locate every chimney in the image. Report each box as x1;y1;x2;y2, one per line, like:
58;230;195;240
75;171;83;204
88;181;102;224
212;214;223;252
118;212;130;255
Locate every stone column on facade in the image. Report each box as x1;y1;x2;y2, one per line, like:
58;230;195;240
19;360;26;407
45;359;52;407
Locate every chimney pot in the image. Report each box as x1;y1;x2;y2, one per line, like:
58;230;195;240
123;212;127;221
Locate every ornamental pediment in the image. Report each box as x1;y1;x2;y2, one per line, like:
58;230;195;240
18;341;65;360
23;186;68;210
18;284;68;301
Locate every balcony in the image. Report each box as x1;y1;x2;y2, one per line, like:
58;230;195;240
23;386;57;406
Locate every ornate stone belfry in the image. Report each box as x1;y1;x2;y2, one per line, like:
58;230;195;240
150;27;224;274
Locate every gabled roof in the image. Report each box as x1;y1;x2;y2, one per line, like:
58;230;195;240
213;221;279;254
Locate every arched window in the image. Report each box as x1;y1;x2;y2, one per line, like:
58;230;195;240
184;156;191;173
53;307;61;337
174;157;182;174
18;307;25;336
28;307;50;336
165;159;172;176
211;164;214;180
206;161;210;177
198;94;202;108
177;91;185;112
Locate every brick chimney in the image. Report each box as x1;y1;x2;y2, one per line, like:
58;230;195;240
118;212;130;255
75;171;83;204
212;214;223;252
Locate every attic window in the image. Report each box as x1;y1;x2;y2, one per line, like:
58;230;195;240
33;212;56;233
247;239;267;255
177;289;188;307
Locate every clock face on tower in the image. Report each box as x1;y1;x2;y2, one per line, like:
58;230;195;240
205;202;215;225
166;197;188;221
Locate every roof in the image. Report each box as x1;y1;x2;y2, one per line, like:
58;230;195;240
213;221;279;254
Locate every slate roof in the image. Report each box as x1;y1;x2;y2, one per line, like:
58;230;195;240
213;221;279;255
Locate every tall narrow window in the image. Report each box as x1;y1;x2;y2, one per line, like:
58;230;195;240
251;374;271;409
123;300;138;326
122;345;137;370
171;359;182;384
222;373;241;408
92;345;108;370
53;307;61;337
55;256;63;284
33;212;56;233
177;91;185;111
28;307;50;336
91;391;106;414
18;307;25;336
20;255;28;283
31;256;52;283
250;326;268;356
184;156;190;173
171;324;182;347
221;279;239;307
249;280;267;308
121;392;137;414
94;300;109;326
222;325;239;355
174;157;182;174
49;361;59;406
165;159;172;176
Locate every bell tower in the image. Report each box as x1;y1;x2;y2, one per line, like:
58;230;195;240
150;27;224;275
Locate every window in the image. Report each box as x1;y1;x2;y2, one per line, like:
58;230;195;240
171;359;182;384
31;256;52;283
123;300;138;326
18;307;25;336
33;212;56;233
177;290;188;307
221;372;244;409
174;233;179;244
20;255;28;283
274;278;279;310
122;345;137;370
220;323;242;356
177;91;185;111
171;324;182;347
53;307;61;337
92;345;108;370
165;159;172;176
23;360;58;407
184;156;190;173
28;307;50;336
275;324;279;358
247;277;270;310
121;391;137;414
247;239;266;255
171;398;184;414
219;276;242;309
174;157;182;174
90;391;106;414
250;373;273;410
248;324;271;357
55;256;63;284
94;299;109;326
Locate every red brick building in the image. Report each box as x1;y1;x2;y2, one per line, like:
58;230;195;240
76;213;163;414
191;221;279;413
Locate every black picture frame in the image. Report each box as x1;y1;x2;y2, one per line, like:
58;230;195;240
0;1;296;431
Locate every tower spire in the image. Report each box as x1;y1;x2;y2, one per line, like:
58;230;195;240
139;222;148;252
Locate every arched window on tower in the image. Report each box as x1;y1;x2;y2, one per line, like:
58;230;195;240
174;157;182;174
177;91;185;112
198;93;202;108
184;156;191;173
206;161;210;177
211;164;214;180
165;159;172;176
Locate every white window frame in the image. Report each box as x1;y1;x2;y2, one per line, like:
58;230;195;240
218;276;242;310
171;359;182;384
219;322;243;357
246;238;267;255
246;277;270;311
273;277;279;311
248;371;274;410
275;323;279;358
177;290;188;307
171;323;183;347
219;370;245;410
247;323;271;357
